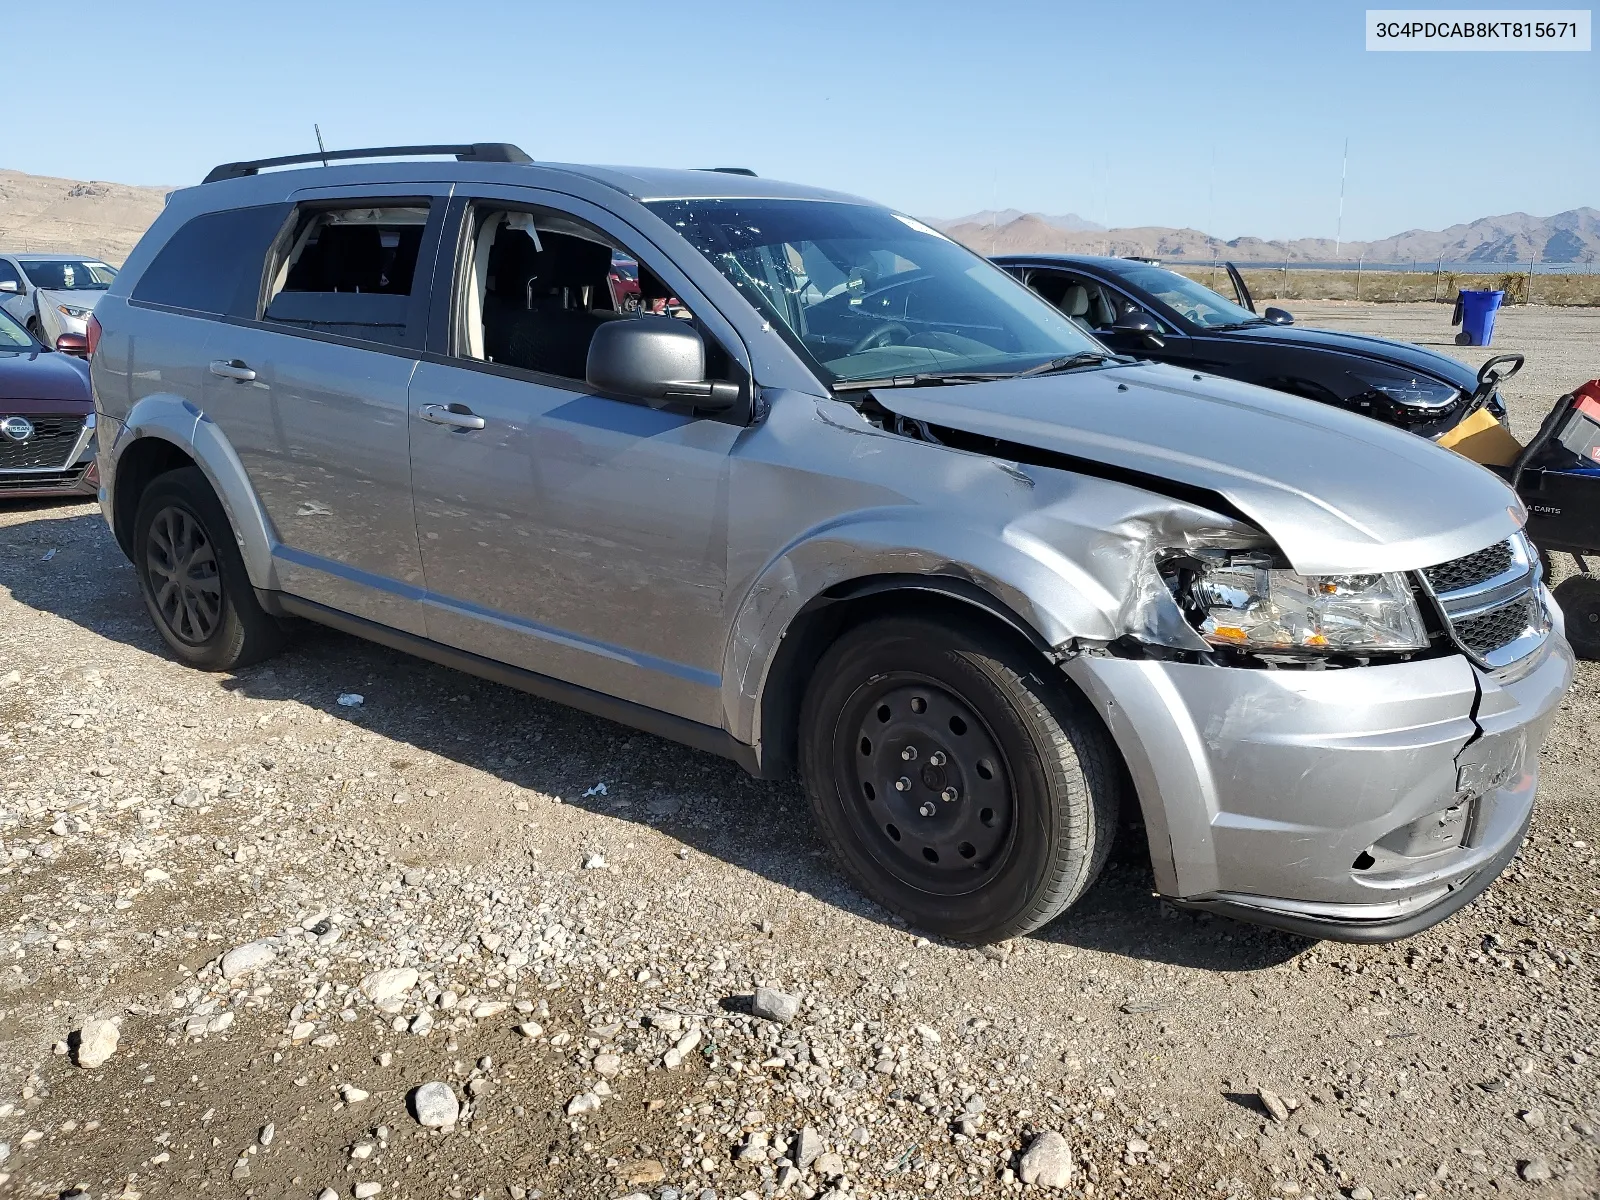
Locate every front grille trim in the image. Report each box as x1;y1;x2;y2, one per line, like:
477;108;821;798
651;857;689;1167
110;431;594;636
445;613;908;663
0;414;86;471
1416;534;1549;671
1421;541;1513;593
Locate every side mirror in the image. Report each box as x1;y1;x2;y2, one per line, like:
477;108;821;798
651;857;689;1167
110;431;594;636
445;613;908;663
54;331;89;357
586;316;740;411
1263;306;1295;326
0;280;19;294
1113;310;1158;333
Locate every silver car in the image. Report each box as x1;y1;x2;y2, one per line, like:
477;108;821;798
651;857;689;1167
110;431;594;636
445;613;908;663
0;252;117;348
88;143;1573;945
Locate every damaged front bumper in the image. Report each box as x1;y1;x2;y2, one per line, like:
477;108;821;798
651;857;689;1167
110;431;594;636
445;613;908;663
1065;628;1574;942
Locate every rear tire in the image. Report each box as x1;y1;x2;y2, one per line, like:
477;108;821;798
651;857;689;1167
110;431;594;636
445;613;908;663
133;466;287;670
799;615;1120;944
1553;576;1600;660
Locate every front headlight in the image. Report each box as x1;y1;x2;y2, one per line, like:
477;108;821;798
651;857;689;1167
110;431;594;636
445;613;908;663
1172;554;1428;654
1354;371;1460;411
57;304;93;321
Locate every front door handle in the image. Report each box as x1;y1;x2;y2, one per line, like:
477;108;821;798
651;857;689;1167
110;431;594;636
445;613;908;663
209;359;257;382
418;403;486;431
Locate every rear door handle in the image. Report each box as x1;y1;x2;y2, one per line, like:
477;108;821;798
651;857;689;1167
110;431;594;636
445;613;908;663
209;359;257;382
419;403;486;431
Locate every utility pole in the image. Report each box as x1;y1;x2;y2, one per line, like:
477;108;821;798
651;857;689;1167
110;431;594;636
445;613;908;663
1334;137;1348;259
1356;254;1364;302
1527;247;1537;304
989;171;998;253
1433;251;1444;303
1208;143;1217;284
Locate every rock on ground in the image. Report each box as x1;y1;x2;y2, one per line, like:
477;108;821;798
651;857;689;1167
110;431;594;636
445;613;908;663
219;940;275;979
1018;1130;1075;1188
73;1018;119;1069
751;985;800;1024
409;1082;459;1128
361;967;419;1003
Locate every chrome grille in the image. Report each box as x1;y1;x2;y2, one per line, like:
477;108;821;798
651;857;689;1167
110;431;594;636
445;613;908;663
0;415;84;471
1422;541;1512;593
1419;535;1548;671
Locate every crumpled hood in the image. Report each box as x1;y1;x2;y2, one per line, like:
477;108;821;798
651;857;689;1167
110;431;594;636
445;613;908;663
876;360;1522;575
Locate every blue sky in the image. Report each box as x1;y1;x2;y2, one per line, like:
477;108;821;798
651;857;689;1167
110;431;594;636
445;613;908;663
7;0;1594;240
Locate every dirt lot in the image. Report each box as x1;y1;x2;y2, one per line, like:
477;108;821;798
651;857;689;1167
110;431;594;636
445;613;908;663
2;303;1597;1200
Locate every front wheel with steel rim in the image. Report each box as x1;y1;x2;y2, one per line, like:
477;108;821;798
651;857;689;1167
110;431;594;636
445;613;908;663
800;614;1121;944
132;466;286;671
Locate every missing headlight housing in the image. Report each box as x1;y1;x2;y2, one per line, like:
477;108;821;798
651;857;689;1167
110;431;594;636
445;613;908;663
1163;551;1428;656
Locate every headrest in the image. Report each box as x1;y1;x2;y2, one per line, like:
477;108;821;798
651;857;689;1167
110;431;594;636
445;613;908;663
1062;284;1090;317
534;233;614;289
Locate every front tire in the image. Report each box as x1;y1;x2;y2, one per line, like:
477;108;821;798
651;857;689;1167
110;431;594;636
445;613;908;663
1553;576;1600;660
132;466;286;670
799;615;1121;943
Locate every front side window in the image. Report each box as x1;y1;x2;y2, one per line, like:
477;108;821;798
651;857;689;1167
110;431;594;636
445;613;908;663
262;205;430;344
456;205;725;383
0;260;22;290
1110;264;1261;330
647;198;1103;385
0;307;33;349
20;259;117;291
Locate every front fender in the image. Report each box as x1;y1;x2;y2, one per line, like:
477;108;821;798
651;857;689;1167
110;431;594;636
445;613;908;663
109;393;281;591
721;482;1252;751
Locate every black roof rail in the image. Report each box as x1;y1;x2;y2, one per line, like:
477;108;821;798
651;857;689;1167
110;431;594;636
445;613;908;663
695;167;757;177
202;142;532;185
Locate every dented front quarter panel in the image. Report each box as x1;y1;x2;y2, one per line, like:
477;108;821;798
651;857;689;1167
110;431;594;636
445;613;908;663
721;391;1262;750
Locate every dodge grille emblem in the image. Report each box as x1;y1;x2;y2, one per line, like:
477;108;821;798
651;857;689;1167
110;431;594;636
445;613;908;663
0;416;35;442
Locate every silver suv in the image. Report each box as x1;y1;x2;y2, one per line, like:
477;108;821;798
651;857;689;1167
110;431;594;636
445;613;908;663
89;143;1573;945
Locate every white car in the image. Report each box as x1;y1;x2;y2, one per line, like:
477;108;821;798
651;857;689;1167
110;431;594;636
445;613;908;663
0;253;118;349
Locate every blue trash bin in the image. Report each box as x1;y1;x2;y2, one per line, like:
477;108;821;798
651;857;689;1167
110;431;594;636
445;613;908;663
1458;289;1504;347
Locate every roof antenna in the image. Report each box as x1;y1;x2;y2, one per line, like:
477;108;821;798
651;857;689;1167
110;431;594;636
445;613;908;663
314;124;329;167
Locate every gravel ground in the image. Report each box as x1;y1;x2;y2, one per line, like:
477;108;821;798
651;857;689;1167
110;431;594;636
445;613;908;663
1;304;1597;1200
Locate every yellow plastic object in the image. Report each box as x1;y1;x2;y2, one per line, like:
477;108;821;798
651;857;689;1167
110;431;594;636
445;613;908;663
1437;406;1524;467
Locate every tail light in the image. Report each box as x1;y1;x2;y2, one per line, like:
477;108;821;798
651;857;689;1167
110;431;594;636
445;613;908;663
86;312;103;358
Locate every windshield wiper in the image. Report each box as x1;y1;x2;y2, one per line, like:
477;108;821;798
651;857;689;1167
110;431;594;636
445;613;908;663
1013;351;1119;377
832;371;1016;392
1206;319;1270;332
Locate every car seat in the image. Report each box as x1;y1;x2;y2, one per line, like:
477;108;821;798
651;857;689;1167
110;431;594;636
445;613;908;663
1060;284;1095;332
502;233;624;378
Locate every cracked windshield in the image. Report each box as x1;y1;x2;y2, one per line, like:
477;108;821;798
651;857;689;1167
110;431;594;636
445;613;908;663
649;198;1102;383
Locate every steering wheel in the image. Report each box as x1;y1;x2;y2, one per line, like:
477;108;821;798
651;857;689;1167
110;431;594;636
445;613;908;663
850;322;911;356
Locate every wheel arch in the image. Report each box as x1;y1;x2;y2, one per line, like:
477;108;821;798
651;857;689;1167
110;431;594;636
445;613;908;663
108;394;281;591
745;573;1074;781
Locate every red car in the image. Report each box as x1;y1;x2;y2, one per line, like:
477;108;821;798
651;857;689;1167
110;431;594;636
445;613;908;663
0;306;97;501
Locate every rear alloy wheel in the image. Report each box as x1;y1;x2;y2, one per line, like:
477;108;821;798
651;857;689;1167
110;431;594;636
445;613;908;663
1553;575;1600;660
800;615;1121;944
146;504;222;644
133;466;287;670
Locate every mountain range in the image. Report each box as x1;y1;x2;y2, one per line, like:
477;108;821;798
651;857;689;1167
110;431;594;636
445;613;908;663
0;166;1593;269
927;209;1105;234
935;207;1600;265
